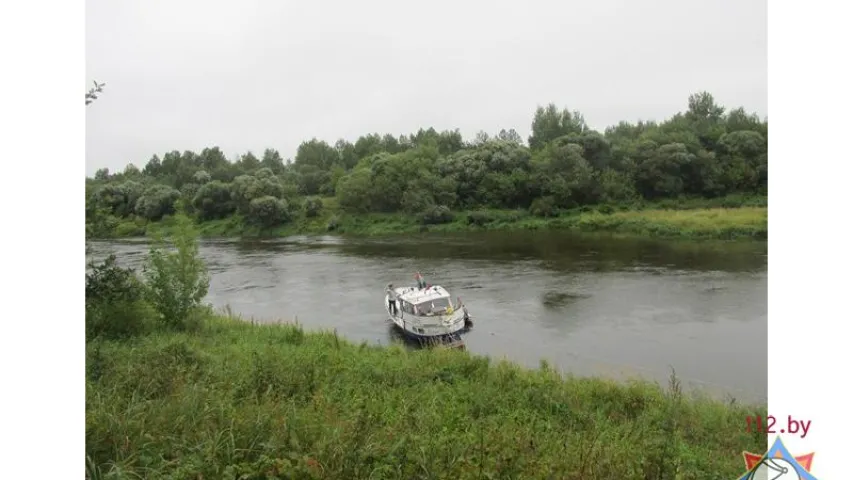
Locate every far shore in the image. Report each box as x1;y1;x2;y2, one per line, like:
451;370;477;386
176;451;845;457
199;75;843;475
91;202;768;243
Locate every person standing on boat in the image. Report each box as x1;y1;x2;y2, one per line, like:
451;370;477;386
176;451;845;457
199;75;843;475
415;272;427;289
386;283;399;316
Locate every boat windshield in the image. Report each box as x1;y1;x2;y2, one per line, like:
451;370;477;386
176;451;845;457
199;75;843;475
415;297;453;315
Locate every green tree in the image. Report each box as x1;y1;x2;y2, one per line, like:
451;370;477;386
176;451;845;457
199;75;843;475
261;148;286;174
596;168;638;203
496;128;523;145
135;184;181;221
528;104;588;151
231;172;284;214
532;138;597;206
84;90;767;238
635;143;694;199
192;180;235;220
142;212;210;331
247;196;290;228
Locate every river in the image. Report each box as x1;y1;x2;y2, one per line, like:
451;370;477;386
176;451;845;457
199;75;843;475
87;231;768;403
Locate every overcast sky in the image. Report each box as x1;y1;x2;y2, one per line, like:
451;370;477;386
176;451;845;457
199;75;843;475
85;0;767;175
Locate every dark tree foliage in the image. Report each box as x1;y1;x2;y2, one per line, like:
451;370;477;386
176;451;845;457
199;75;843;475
86;92;767;231
86;255;150;340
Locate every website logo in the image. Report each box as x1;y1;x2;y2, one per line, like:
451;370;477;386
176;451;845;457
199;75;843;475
737;436;817;479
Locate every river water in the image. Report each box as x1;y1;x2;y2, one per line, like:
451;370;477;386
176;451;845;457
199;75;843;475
87;231;768;403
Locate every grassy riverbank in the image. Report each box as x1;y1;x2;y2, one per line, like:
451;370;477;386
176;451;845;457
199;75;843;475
86;314;764;479
103;195;767;241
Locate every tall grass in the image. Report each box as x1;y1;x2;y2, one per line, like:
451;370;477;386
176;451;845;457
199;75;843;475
549;207;768;240
86;315;766;479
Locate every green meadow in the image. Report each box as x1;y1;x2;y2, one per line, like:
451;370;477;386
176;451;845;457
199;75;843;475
87;314;765;480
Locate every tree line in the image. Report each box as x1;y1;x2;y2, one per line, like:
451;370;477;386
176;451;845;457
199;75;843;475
86;91;767;233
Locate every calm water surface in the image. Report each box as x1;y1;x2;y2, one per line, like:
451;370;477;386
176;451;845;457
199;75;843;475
88;231;768;402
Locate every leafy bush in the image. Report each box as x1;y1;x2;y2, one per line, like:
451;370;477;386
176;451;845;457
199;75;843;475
135;184;181;221
303;197;323;218
529;196;558;217
247;196;290;228
192;180;235;221
420;205;454;225
466;210;495;226
327;215;340;231
85;255;153;340
113;219;146;237
401;188;435;214
143;213;210;331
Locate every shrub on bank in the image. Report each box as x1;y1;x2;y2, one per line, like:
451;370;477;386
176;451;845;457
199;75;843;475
86;212;211;339
420;205;454;225
529;196;558;217
304;196;323;218
85;255;154;340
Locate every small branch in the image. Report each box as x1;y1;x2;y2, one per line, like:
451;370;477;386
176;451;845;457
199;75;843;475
86;80;106;105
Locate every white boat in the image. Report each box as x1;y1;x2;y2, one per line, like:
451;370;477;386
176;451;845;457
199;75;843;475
384;273;473;343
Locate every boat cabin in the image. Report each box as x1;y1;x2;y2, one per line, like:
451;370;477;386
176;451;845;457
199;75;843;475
395;285;457;317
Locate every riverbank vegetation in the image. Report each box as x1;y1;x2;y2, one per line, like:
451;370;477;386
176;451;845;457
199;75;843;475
86;214;766;479
88;316;765;479
119;194;767;240
86;91;767;241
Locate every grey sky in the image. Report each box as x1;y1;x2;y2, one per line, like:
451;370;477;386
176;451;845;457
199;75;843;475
85;0;767;175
